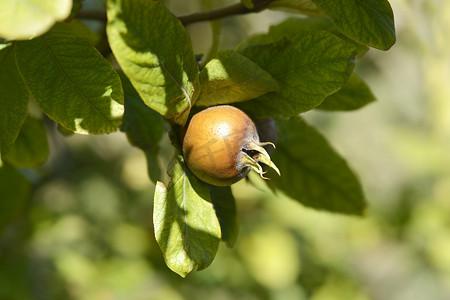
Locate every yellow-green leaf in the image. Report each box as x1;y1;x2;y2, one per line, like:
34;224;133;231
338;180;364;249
107;0;199;125
0;0;72;40
153;153;221;277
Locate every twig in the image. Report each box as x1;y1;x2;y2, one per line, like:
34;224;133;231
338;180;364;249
178;0;275;25
76;1;275;26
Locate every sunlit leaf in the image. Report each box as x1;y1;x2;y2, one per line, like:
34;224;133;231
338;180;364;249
237;31;356;118
107;0;199;125
14;22;124;134
153;153;221;277
197;50;279;106
0;0;72;40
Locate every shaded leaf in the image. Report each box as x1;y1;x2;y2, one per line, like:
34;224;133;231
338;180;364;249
268;0;321;15
269;117;366;215
60;19;101;46
153;153;221;277
237;31;356;118
197;50;279;106
318;73;376;111
241;0;255;9
14;22;124;134
145;149;162;184
0;0;72;40
107;0;199;125
120;73;166;150
311;0;395;50
238;17;368;57
0;163;31;233
119;72;166;183
0;44;29;156
209;185;239;248
3;117;49;168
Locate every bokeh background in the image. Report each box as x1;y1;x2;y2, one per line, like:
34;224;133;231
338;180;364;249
1;0;450;299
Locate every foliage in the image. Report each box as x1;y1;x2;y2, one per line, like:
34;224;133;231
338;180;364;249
0;0;396;277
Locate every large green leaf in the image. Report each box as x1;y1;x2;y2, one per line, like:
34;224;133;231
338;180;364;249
238;17;368;57
236;31;356;118
317;73;376;111
0;0;72;40
14;22;124;135
120;72;165;183
2;117;49;168
311;0;395;50
0;163;31;233
153;153;221;277
269;117;366;215
0;44;29;156
107;0;200;125
208;185;239;248
196;50;279;106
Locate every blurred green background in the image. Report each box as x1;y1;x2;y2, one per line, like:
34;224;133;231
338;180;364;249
1;0;450;299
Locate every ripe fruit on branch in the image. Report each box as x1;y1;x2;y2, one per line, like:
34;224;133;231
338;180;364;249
182;105;280;186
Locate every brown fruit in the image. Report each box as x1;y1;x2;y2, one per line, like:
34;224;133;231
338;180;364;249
182;105;280;186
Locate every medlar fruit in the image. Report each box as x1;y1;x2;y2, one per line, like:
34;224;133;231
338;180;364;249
182;105;280;186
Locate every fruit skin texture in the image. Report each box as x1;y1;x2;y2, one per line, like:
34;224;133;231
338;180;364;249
183;105;257;186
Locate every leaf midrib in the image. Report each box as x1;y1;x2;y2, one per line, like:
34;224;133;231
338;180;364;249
112;6;194;108
40;36;113;124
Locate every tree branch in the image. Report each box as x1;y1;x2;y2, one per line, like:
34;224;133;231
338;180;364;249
178;0;275;25
76;10;107;22
76;1;275;26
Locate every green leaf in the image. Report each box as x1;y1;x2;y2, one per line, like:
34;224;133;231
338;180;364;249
311;0;395;50
120;73;166;150
0;163;31;233
60;19;101;47
153;153;221;277
208;185;239;248
268;0;321;15
269;117;366;215
145;149;162;184
0;0;72;40
0;44;29;156
196;50;279;106
317;73;376;111
120;72;166;183
241;0;255;9
107;0;200;125
238;17;368;57
236;31;356;118
2;117;49;168
14;22;124;135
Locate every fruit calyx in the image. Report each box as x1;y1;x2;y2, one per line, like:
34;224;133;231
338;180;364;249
182;105;280;186
240;141;280;180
